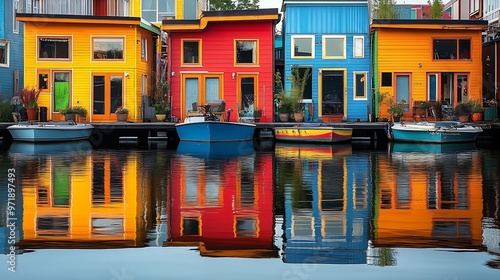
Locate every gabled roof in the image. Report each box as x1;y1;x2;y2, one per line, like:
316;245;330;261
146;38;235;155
371;19;488;31
162;8;280;32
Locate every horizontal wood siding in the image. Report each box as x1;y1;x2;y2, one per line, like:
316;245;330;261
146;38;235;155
0;0;24;99
375;28;483;118
284;4;371;121
23;22;154;122
285;5;370;34
170;21;275;121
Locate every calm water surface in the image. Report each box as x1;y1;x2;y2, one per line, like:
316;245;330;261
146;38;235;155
0;139;499;280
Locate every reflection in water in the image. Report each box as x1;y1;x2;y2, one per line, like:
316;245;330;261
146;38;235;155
0;140;499;273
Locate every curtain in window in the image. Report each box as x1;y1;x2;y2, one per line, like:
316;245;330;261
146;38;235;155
185;78;199;113
205;78;219;102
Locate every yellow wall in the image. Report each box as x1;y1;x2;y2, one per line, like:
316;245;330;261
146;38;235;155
23;21;155;122
374;28;484;119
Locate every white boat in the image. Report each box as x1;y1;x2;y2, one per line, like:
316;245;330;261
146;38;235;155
7;122;94;142
389;121;483;143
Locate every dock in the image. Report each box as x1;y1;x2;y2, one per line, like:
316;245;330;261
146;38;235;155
1;121;499;147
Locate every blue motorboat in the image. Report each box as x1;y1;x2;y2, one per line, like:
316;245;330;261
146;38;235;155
389;121;483;143
175;117;256;142
7;122;94;142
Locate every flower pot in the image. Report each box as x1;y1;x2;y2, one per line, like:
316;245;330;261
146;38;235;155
116;113;128;122
26;108;38;121
156;114;166;122
322;115;343;123
471;112;483;122
279;113;289;122
65;113;76;121
293;112;304;122
458;115;469;122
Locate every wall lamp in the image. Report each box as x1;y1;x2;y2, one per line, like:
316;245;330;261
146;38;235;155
232;72;236;79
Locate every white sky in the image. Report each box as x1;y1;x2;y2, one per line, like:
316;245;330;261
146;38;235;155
260;0;434;9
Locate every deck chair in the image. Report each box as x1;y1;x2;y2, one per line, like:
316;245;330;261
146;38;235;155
237;102;255;123
211;101;226;121
187;102;203;117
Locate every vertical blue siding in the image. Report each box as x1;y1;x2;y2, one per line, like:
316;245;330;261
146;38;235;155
0;0;24;99
283;3;372;121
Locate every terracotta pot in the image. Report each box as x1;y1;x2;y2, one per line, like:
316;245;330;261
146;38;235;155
471;112;483;122
116;113;128;122
293;112;304;122
458;115;470;122
26;108;38;121
65;113;76;121
156;114;166;122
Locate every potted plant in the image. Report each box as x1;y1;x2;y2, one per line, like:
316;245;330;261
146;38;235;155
153;103;169;122
387;99;406;122
60;107;77;121
290;67;311;122
454;101;472;122
19;86;41;121
276;93;292;122
115;107;129;122
73;106;88;122
469;99;484;122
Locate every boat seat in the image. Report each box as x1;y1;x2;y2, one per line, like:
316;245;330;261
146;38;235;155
210;101;226;121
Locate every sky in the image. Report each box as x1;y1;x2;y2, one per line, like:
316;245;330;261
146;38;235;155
260;0;433;10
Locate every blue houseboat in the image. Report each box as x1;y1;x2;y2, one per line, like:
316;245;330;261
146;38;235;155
282;0;371;122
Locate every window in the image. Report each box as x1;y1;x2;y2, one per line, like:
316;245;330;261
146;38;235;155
38;71;50;92
13;0;20;34
93;38;124;60
291;35;314;58
182;217;200;236
235;40;258;65
353;36;364;58
142;0;175;22
381;72;392;87
39;37;71;60
92;218;124;236
354;72;367;99
323;35;346;59
0;42;9;67
235;217;257;237
433;39;471;60
182;40;200;64
141;38;147;61
37;217;69;236
183;0;197;20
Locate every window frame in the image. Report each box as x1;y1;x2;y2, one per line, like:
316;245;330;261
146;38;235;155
37;70;50;93
0;41;10;67
141;37;147;61
234;39;259;66
291;35;315;59
38;36;72;61
353;36;364;58
92;37;125;61
353;72;368;100
181;39;202;66
432;38;471;60
322;35;346;59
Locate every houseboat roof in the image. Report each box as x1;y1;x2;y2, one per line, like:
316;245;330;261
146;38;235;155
371;19;488;31
162;8;280;32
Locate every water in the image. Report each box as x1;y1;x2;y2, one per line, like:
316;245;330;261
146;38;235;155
0;140;499;279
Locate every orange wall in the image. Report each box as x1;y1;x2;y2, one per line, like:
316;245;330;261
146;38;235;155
374;27;483;118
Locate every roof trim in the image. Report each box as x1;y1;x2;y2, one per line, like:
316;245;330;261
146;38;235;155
16;13;141;25
162;8;280;32
371;19;488;31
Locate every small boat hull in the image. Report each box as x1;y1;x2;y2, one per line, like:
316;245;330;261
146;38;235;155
7;122;94;142
274;126;352;143
390;121;482;143
175;121;256;142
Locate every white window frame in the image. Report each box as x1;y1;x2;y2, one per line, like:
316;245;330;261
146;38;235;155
353;36;364;58
322;35;346;59
291;35;315;59
13;0;20;34
353;72;367;100
0;41;10;68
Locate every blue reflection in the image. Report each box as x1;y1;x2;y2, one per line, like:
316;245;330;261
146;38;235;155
176;141;255;159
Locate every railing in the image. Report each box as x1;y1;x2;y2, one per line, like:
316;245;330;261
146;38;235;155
24;0;130;16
